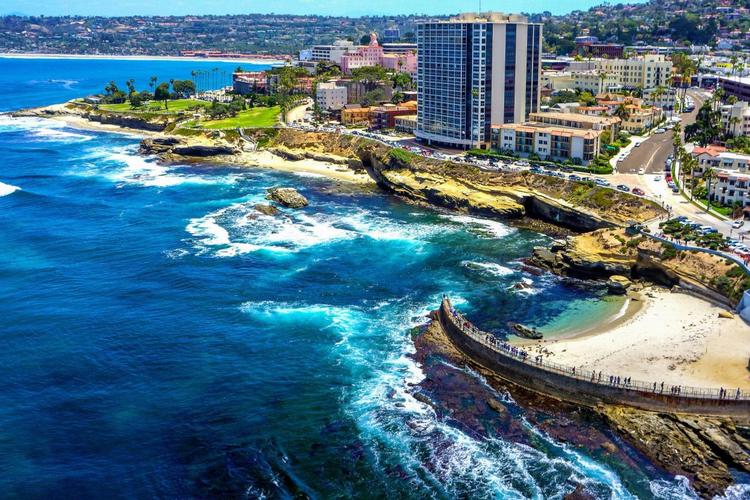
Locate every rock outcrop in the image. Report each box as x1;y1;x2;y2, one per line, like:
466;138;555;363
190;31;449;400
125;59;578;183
607;275;632;295
253;204;280;216
267;129;665;231
266;187;308;209
602;406;750;497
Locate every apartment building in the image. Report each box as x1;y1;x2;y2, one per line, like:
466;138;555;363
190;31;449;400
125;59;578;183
721;101;750;137
310;40;356;65
341;105;373;125
491;123;602;165
693;146;750;177
416;12;543;149
528;111;620;136
371;101;418;129
232;72;268;94
542;55;672;94
712;170;750;208
315;81;348;111
395;115;417;133
719;76;750;102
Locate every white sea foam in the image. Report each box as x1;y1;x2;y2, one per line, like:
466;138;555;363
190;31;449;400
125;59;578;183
439;214;515;239
0;181;20;197
462;261;516;277
186;202;450;258
76;144;241;188
0;115;92;143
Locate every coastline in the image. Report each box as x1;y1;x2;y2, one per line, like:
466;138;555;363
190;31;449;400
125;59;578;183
8;110;375;185
0;52;285;65
515;287;750;390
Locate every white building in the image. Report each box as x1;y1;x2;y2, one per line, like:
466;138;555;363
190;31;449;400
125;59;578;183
316;81;348;111
492;123;602;165
416;12;542;149
310;40;356;65
542;55;672;94
721;102;750;137
693;146;750;177
712;170;750;208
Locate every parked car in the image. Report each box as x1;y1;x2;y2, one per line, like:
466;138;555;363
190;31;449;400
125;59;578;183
654;128;666;134
568;174;581;181
654;175;662;182
616;184;630;192
632;188;645;196
595;179;610;187
732;220;745;229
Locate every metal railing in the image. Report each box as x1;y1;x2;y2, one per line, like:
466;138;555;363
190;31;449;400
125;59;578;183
441;298;750;402
640;231;750;275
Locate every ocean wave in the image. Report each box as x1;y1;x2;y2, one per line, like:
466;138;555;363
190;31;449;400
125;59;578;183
0;115;93;143
77;144;240;187
186;203;452;258
462;260;516;277
439;214;515;239
0;181;20;197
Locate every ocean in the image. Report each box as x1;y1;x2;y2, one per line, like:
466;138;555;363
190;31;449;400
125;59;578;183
0;57;732;498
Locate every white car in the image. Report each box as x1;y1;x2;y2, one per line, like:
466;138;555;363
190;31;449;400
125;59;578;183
732;220;745;229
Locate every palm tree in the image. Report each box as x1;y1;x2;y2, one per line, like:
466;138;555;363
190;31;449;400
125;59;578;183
613;103;630;122
704;167;716;213
597;71;608;94
730;116;741;137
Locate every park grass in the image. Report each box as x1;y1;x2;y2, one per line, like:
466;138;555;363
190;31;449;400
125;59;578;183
199;106;281;129
99;99;209;114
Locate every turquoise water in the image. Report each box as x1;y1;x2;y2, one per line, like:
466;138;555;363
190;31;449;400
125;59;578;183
0;58;729;498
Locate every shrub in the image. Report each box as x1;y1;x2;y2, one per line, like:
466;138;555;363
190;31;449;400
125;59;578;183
661;242;678;260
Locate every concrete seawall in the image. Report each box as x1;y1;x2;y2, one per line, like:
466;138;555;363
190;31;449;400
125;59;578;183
438;298;750;417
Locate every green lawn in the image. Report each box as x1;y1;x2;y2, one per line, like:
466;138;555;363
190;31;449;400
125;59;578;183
99;99;209;114
199;106;281;129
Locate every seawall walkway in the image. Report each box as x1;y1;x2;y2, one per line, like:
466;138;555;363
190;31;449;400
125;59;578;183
438;297;750;416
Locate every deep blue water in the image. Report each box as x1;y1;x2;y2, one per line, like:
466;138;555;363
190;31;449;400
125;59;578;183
0;58;733;498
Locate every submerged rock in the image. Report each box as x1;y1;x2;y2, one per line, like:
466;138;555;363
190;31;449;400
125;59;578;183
266;187;308;209
253;204;280;216
510;322;543;340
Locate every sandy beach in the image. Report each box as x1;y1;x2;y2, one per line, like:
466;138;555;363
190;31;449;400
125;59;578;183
0;52;285;65
515;287;750;390
234;150;375;185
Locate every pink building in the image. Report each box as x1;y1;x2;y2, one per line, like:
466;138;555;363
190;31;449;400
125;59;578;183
381;52;417;76
340;33;384;74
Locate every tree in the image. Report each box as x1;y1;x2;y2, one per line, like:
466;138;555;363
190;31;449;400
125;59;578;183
149;76;158;91
125;79;136;96
360;88;386;106
350;65;389;91
704;167;716;213
172;79;196;98
129;91;145;108
392;72;413;91
316;61;342;77
613;103;631;122
685;101;722;146
154;82;171;110
391;91;405;104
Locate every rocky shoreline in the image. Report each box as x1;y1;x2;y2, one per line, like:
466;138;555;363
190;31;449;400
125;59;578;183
8;105;750;495
414;311;750;498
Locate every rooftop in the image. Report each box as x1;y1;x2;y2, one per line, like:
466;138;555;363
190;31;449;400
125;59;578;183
493;122;602;139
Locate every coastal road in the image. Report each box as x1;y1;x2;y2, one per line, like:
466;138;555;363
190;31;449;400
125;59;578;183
616;89;706;175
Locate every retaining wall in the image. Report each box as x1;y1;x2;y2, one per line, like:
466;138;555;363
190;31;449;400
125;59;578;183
438;298;750;417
